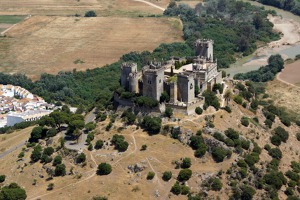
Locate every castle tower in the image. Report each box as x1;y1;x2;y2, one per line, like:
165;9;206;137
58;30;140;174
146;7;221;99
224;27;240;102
142;62;164;101
169;82;177;104
177;73;195;103
120;62;138;93
195;39;214;62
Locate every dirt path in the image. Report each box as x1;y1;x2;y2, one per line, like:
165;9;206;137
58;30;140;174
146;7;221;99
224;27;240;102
0;140;26;159
132;0;165;11
276;72;300;88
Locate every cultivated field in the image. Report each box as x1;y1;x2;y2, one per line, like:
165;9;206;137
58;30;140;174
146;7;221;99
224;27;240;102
278;60;300;86
0;0;161;16
0;16;183;80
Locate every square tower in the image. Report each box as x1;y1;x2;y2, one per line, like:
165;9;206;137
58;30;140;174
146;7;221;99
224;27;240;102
142;62;164;101
195;39;214;62
121;62;138;93
177;73;195;103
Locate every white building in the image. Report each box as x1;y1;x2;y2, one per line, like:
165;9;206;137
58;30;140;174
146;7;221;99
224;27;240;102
7;110;53;127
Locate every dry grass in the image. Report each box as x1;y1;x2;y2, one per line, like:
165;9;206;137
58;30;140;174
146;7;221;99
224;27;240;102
267;79;300;118
0;16;183;80
0;0;164;16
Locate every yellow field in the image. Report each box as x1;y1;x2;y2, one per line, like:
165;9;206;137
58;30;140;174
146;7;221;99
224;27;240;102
0;16;183;80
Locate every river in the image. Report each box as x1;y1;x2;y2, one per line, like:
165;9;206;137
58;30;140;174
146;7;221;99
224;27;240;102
224;0;300;77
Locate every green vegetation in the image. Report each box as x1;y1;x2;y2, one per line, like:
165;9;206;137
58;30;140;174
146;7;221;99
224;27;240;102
0;15;25;24
257;0;300;16
0;182;27;200
95;140;104;150
177;169;192;182
54;164;66;176
146;171;155;180
76;153;86;164
84;10;97;17
141;116;162;135
181;157;192;169
111;134;129;152
195;107;203;115
97;163;112;175
0;175;5;183
164;0;279;67
162;171;172;181
234;54;284;82
212;147;232;162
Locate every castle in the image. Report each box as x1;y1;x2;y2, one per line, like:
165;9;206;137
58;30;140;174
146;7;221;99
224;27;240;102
119;39;222;114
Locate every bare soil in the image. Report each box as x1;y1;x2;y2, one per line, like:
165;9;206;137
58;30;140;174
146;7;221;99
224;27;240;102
0;16;182;80
278;60;300;85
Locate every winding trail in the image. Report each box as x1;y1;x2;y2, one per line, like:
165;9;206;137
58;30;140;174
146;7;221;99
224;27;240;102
132;0;165;11
0;140;26;159
276;72;300;88
28;130;138;200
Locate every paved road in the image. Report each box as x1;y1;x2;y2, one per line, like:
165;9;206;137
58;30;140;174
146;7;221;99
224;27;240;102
64;108;96;151
0;140;26;159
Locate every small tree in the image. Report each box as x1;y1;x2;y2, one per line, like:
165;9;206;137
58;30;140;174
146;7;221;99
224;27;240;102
165;107;173;118
140;144;147;151
97;163;112;175
195;107;203;115
181;157;191;169
76;153;86;164
53;155;62;166
47;183;54;191
55;164;66;176
162;171;172;181
0;175;6;183
241;117;249;127
43;147;54;156
84;10;97;17
95;140;104;150
171;182;181;195
211;178;222;191
177;169;192;182
147;171;155;180
194;143;207;158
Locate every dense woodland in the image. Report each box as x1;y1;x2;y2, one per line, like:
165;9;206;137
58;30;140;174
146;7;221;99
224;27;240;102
164;0;280;67
234;54;284;82
254;0;300;16
0;0;280;109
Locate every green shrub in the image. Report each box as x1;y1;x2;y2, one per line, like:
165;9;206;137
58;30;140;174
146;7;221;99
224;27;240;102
212;147;230;163
297;132;300;141
234;95;243;105
194;143;207;158
55;164;66;176
0;175;5;183
147;171;155;180
53;155;62;166
269;148;282;159
195;107;203;115
211;178;222;191
270;135;281;146
274;126;289;142
162;171;172;182
84;10;97;17
241;117;249;127
181;157;191;169
171;182;181;195
180;185;190;195
95;140;104;150
177;169;192;182
76;153;86;164
97;163;112;175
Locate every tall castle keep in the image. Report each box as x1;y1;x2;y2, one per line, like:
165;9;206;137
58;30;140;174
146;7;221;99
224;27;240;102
120;39;222;114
